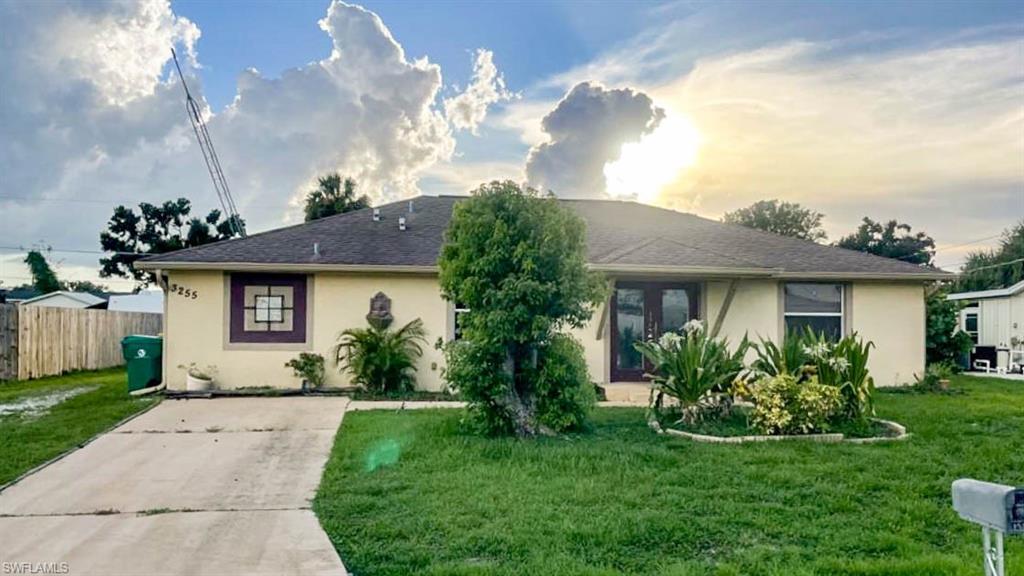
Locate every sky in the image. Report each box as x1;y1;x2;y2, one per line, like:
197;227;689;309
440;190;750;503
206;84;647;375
0;0;1022;291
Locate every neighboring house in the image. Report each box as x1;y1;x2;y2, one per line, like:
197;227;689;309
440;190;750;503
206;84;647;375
948;280;1024;373
0;286;41;304
91;291;165;314
18;291;106;309
137;196;950;391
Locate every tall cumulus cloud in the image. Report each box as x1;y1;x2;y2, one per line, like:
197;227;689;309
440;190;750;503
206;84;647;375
1;0;521;288
525;82;664;197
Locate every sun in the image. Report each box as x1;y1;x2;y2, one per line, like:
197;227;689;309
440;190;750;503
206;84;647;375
603;114;701;203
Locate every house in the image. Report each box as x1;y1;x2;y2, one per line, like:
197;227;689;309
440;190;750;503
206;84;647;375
17;291;106;309
137;196;950;392
0;286;41;304
90;291;165;314
947;280;1024;373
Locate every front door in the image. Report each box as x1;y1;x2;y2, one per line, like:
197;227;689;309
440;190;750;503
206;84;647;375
610;281;700;382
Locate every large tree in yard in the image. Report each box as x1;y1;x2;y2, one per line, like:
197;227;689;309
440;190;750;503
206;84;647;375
100;198;242;286
722;199;827;242
439;181;606;436
303;173;370;222
836;217;935;265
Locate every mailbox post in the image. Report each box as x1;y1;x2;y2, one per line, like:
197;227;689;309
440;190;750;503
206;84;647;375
952;479;1024;576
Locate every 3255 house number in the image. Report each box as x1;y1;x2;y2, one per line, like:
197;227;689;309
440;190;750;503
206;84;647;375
169;283;199;299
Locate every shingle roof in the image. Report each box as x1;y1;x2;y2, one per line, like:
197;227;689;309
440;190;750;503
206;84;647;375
138;196;950;279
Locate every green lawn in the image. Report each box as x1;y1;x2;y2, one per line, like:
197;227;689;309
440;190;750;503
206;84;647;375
0;368;158;486
315;375;1024;576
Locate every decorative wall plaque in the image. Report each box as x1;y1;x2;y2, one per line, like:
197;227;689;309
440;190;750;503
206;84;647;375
367;291;394;329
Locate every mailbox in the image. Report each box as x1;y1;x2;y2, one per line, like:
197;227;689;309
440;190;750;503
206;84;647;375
952;479;1024;576
952;479;1024;534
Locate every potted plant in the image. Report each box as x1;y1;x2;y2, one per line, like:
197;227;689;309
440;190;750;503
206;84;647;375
179;363;216;391
285;352;326;391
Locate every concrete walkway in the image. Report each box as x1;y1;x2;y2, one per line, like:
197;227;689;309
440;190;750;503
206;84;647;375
0;397;351;576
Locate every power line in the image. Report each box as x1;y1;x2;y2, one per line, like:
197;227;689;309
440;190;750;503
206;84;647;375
958;257;1024;274
0;245;137;256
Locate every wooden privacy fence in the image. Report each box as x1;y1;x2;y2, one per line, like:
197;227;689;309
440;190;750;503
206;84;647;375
0;304;162;381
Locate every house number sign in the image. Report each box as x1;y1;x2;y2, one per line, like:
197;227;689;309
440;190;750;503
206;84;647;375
168;283;199;299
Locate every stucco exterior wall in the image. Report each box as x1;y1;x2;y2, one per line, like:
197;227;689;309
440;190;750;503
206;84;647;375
162;271;448;391
849;282;925;386
162;270;926;391
705;279;780;350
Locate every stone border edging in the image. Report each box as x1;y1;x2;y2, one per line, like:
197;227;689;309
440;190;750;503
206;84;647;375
654;417;909;444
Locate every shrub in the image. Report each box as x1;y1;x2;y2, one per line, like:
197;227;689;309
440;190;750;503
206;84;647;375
806;332;876;421
531;334;596;432
438;181;606;436
443;334;596;435
285;352;326;389
335;318;427;394
751;330;810;378
634;321;749;425
749;374;842;435
925;286;973;368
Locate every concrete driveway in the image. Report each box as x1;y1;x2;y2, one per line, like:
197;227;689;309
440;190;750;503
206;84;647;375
0;397;350;576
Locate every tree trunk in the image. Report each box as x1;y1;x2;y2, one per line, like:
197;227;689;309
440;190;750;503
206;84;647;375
500;343;553;437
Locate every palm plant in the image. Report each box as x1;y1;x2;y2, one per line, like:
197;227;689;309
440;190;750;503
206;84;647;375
634;322;749;425
334;318;427;393
804;331;876;421
751;330;811;378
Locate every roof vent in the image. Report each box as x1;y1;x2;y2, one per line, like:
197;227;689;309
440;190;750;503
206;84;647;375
312;242;320;257
372;208;381;222
408;200;415;213
398;216;407;231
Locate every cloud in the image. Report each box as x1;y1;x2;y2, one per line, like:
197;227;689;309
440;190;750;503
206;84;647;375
444;49;514;134
0;0;461;285
525;82;664;197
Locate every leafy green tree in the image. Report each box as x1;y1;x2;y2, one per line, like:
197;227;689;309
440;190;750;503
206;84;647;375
334;319;427;394
303;174;370;222
836;217;935;265
439;181;606;436
925;286;973;367
64;280;109;296
723;199;827;242
955;220;1024;292
100;198;242;286
23;250;61;294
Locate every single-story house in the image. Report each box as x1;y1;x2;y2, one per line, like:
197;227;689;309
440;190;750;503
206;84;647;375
948;280;1024;373
89;291;165;314
18;290;106;309
137;196;950;392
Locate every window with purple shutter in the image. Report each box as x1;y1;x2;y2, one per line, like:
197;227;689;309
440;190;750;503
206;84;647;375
229;273;308;343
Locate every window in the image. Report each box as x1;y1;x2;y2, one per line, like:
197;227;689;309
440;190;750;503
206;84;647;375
964;310;979;344
452;302;470;341
784;283;843;341
229;274;308;344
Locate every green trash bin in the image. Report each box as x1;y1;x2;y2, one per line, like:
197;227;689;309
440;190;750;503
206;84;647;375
122;335;163;393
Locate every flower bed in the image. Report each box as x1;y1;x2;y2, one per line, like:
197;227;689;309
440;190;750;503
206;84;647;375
652;410;908;444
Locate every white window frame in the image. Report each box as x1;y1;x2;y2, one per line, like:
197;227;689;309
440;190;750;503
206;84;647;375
783;283;844;337
447;300;471;341
963;309;979;344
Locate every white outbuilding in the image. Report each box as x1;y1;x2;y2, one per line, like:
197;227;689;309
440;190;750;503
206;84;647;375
948;280;1024;374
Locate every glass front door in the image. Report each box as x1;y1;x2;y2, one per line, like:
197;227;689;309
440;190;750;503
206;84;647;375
610;282;700;381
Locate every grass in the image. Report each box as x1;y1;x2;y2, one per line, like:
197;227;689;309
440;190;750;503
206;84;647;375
0;368;158;486
315;374;1024;575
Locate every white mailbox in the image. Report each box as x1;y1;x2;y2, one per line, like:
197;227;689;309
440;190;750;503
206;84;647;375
952;479;1024;576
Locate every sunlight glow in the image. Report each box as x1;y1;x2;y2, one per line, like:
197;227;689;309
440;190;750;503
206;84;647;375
603;114;700;203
